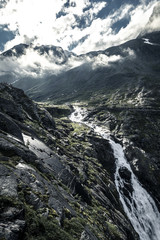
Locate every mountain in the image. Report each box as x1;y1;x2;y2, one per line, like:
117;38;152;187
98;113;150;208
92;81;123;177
0;83;138;240
23;31;160;108
2;43;74;62
2;43;29;57
1;31;159;106
0;31;160;239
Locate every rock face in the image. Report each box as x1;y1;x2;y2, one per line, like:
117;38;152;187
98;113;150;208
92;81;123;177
86;105;160;213
0;83;138;240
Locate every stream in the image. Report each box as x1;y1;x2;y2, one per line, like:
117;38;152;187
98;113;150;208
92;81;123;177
69;105;160;240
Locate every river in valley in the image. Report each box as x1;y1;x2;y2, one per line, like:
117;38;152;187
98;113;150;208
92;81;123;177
69;105;160;240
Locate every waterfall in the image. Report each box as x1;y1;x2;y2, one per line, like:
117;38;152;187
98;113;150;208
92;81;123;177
70;106;160;240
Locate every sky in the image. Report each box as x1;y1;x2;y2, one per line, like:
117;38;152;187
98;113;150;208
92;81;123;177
0;0;159;55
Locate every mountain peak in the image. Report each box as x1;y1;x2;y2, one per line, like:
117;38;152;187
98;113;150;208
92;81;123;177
2;44;29;57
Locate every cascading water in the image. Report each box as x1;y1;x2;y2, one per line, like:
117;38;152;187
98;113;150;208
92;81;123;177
70;105;160;240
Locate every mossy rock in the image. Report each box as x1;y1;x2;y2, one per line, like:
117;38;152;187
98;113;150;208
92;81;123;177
24;205;74;240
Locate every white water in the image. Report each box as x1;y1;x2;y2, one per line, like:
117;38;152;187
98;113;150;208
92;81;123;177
70;106;160;240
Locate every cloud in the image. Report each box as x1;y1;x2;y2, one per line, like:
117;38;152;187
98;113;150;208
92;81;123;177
142;2;160;34
0;0;106;53
0;45;135;80
0;46;87;79
0;0;159;55
73;1;158;54
0;47;69;78
0;0;8;9
91;54;122;70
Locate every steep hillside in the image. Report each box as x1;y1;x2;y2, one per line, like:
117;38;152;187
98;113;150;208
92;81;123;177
0;83;138;240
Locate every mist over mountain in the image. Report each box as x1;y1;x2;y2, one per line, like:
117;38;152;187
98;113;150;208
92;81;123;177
0;31;159;107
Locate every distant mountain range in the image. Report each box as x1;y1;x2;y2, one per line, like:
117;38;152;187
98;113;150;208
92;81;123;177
2;43;75;64
0;31;160;107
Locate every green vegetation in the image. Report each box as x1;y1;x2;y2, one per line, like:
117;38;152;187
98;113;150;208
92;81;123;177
0;195;20;209
24;205;74;240
107;222;122;239
63;217;84;238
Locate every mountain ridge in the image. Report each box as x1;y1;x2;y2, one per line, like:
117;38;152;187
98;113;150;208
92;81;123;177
0;31;159;108
1;31;160;58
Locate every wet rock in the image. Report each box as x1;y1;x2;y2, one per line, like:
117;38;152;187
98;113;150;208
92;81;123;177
89;136;116;177
124;144;160;210
119;167;132;182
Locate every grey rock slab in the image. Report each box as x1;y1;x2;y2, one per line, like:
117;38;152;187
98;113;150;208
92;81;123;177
0;175;17;197
47;183;76;217
0;134;37;162
80;226;98;240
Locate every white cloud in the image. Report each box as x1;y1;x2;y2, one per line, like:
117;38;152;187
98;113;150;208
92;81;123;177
0;0;106;52
122;48;135;57
91;54;122;70
0;46;87;78
73;1;158;54
142;2;160;34
0;47;70;78
0;0;159;55
0;45;135;80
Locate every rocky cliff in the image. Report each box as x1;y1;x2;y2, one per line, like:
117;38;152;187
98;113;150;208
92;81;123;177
82;103;160;213
0;83;138;240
